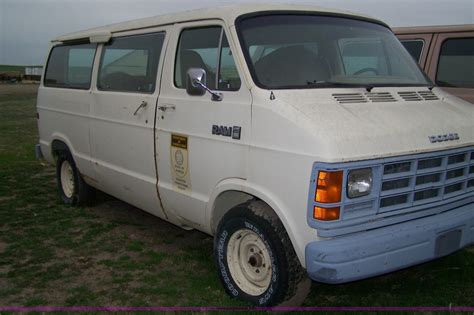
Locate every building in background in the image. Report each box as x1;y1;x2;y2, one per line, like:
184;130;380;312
24;66;43;81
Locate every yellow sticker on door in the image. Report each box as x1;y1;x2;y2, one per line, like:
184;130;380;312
171;134;191;192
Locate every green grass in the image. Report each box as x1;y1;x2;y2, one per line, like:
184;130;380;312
0;85;473;307
0;65;26;74
0;65;42;74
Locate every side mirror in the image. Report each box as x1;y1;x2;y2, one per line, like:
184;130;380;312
186;68;223;101
186;68;207;96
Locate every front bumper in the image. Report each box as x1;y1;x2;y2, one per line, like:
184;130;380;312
305;202;474;284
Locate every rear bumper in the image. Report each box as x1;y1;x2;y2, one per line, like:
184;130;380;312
305;202;474;284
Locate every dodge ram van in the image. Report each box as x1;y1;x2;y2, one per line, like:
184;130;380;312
36;4;474;306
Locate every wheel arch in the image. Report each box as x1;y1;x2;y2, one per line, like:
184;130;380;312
50;133;76;162
51;139;69;158
207;178;307;267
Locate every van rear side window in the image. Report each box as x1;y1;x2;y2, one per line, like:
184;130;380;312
437;37;474;88
97;33;165;93
400;40;424;62
44;43;97;89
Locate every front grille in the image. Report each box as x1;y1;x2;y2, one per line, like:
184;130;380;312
309;146;473;237
380;147;474;212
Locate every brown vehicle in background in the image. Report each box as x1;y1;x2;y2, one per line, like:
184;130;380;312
394;24;474;104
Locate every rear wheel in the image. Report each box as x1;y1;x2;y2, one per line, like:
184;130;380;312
60;159;75;199
214;200;311;306
56;151;94;206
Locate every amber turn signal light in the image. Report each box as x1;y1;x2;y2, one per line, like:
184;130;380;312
315;170;343;203
314;206;340;221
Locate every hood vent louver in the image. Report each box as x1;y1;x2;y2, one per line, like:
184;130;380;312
333;93;368;104
333;90;439;104
365;92;396;102
333;92;395;104
398;91;423;101
398;91;439;101
417;90;439;100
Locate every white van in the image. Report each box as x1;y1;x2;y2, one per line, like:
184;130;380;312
36;4;474;306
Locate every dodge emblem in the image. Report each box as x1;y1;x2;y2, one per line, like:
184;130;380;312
429;133;459;143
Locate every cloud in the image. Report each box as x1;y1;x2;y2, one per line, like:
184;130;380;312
1;0;473;65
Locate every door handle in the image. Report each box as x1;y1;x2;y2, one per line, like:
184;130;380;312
133;101;148;116
158;104;176;112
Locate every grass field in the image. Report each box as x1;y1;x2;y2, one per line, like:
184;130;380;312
0;84;473;307
0;65;26;74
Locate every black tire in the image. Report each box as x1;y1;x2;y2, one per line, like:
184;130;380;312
214;200;311;306
56;151;94;206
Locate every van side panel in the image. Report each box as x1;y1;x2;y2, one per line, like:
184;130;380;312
37;87;95;178
37;40;97;180
89;30;169;219
155;22;252;229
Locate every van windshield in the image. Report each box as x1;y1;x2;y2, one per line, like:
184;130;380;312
237;14;431;89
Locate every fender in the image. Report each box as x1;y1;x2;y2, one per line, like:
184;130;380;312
206;177;309;267
50;132;78;160
49;132;97;184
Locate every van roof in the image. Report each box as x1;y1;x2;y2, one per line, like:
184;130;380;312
52;3;388;43
393;24;474;35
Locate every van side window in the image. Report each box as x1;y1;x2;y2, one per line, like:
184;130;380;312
218;34;242;91
44;43;96;89
400;40;424;62
437;38;474;88
98;33;165;93
175;26;241;91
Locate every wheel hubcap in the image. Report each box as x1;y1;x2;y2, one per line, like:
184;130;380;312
226;228;273;296
60;160;75;198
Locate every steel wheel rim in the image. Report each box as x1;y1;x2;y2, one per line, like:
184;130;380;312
60;160;75;198
226;228;273;296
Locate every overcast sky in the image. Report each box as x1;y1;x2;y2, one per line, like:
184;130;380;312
1;0;473;65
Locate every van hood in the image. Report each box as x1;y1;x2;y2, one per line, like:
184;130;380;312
264;87;474;162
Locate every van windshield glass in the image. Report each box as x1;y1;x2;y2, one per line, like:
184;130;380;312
238;14;431;89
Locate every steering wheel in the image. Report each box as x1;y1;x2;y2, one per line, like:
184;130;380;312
353;67;379;76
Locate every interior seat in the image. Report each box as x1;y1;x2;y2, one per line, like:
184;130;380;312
180;50;216;89
254;45;330;87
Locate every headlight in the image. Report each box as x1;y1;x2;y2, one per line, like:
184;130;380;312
347;168;373;198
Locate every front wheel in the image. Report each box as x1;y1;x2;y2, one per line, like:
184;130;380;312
214;201;311;306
